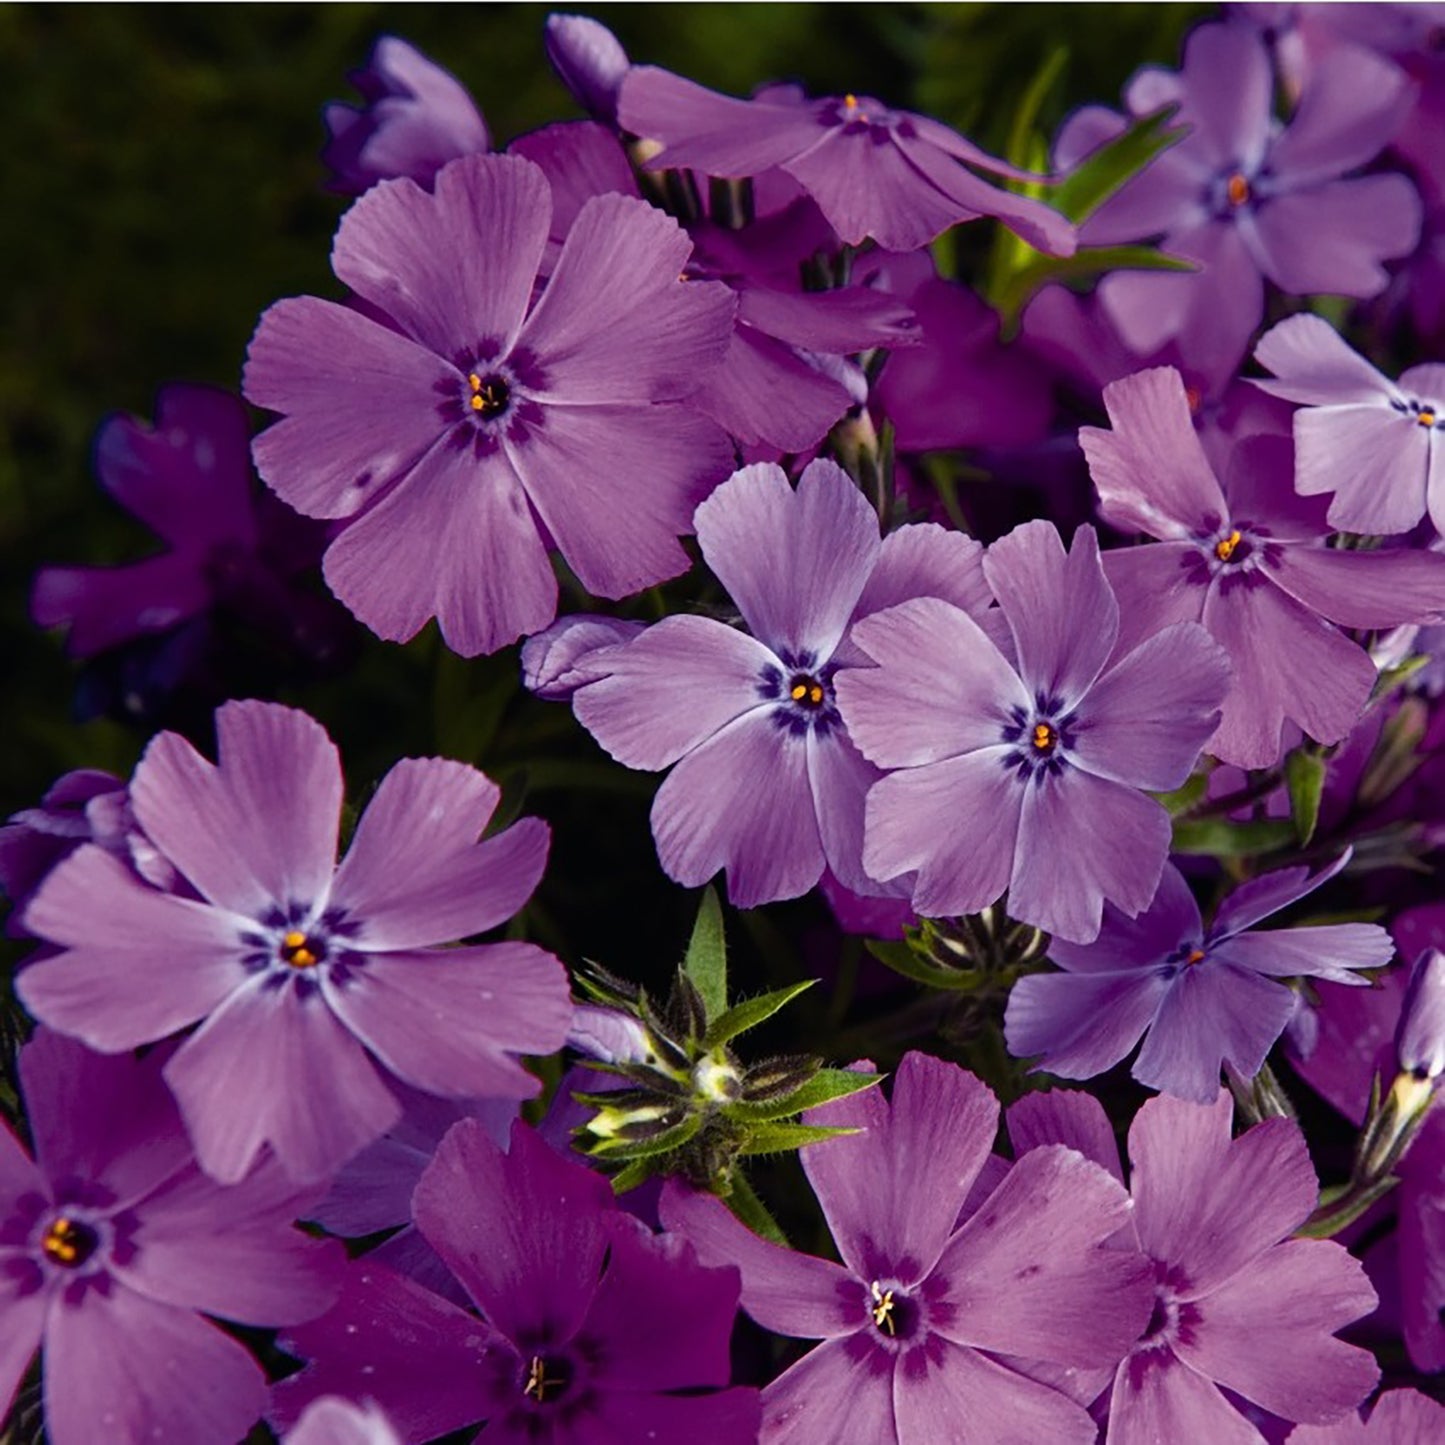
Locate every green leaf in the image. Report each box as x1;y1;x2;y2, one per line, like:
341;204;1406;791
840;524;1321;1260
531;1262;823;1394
997;244;1194;329
1154;772;1209;816
1285;748;1327;846
1051;104;1185;223
1004;45;1069;171
724;1170;788;1245
703;980;815;1049
609;1158;655;1194
865;938;975;992
682;886;728;1022
1170;817;1295;858
727;1067;882;1122
737;1121;859;1156
1297;1175;1400;1238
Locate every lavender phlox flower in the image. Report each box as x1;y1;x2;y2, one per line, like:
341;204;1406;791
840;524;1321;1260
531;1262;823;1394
284;1397;402;1445
545;13;631;123
322;36;489;194
272;1118;760;1443
1288;1387;1445;1443
0;1030;342;1445
1080;366;1445;768
564;457;992;907
663;1051;1154;1444
520;614;647;701
1005;853;1392;1102
1008;1087;1380;1440
1057;20;1420;375
837;517;1230;943
244;152;735;657
18;699;572;1184
1254;313;1445;537
618;65;1075;256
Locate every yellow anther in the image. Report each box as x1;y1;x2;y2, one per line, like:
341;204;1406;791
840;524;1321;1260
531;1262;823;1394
791;683;809;702
1420;409;1437;428
283;930;306;949
1184;385;1202;414
1226;172;1250;207
870;1280;896;1334
1185;948;1206;966
42;1218;84;1266
469;393;486;412
1214;529;1242;562
524;1356;554;1403
468;373;484;392
844;93;859;109
1032;722;1056;752
281;931;318;969
808;683;824;705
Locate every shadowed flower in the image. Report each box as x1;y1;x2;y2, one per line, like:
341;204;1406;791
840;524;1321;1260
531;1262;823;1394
284;1397;402;1445
18;700;572;1184
1288;1388;1445;1443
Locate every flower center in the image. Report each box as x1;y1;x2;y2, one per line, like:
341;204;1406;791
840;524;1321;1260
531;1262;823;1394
279;930;324;969
789;673;827;708
1214;529;1242;563
1031;722;1058;755
523;1354;571;1405
870;1280;897;1333
1226;172;1250;207
468;372;510;420
866;1279;921;1341
41;1217;99;1269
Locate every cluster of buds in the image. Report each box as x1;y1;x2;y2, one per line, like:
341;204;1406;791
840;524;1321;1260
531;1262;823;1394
867;902;1050;994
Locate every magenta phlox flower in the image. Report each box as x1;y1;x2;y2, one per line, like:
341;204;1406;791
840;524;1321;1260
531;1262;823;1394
565;458;992;906
1254;312;1445;536
1288;1387;1445;1443
1008;1088;1380;1440
1058;20;1420;373
618;65;1075;256
272;1119;760;1444
662;1051;1154;1444
1080;366;1445;768
322;35;489;194
0;1030;342;1445
1005;853;1393;1101
837;518;1230;943
284;1397;402;1445
18;699;572;1184
244;152;736;657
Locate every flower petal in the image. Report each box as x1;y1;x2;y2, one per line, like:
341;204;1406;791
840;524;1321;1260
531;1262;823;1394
1209;926;1391;986
1007;1087;1123;1182
1005;969;1168;1084
761;1339;898;1445
1107;1348;1262;1445
1253;314;1395;407
1101;541;1208;658
1269;543;1445;628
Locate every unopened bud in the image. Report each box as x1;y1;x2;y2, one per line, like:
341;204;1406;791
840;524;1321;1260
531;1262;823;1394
1396;948;1445;1082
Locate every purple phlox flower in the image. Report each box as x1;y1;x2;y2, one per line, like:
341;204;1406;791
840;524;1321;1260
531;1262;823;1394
565;457;992;907
1288;1387;1445;1443
1057;20;1420;376
272;1118;760;1443
1005;852;1393;1102
1008;1087;1380;1440
309;1082;517;1305
0;1029;342;1445
837;517;1230;943
284;1397;401;1445
1396;946;1445;1081
520;613;648;701
18;699;573;1184
545;13;631;124
820;868;918;941
618;65;1075;257
244;152;735;657
1254;312;1445;537
662;1051;1154;1444
1080;366;1445;768
322;36;488;194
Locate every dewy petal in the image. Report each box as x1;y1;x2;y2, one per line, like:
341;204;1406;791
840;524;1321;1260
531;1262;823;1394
18;848;250;1050
1253;315;1395;407
694;460;880;662
932;1144;1150;1363
984;522;1119;705
803;1052;998;1282
506;402;729;600
1010;770;1171;944
164;979;401;1185
411;1119;615;1346
1006;1088;1124;1182
1132;962;1297;1103
1071;620;1229;791
1269;543;1445;628
863;749;1021;917
324;943;569;1099
572;615;779;770
839;599;1028;768
131;699;341;917
651;709;825;907
1175;1239;1379;1423
244;296;452;521
1209;926;1391;986
331;153;549;358
1005;969;1170;1084
43;1285;268;1445
322;440;557;658
1127;1094;1319;1296
659;1183;858;1340
761;1339;898;1445
1081;368;1229;540
1102;541;1208;658
519;193;733;404
1108;1348;1262;1445
894;1338;1101;1445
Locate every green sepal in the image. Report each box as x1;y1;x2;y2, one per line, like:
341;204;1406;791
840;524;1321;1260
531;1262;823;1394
1170;816;1295;858
682;886;728;1023
1297;1175;1399;1239
736;1121;859;1156
1285;747;1327;846
702;980;816;1049
724;1170;788;1246
1372;652;1428;702
726;1068;882;1122
609;1158;656;1195
1050;104;1185;223
1154;772;1209;816
583;1111;702;1160
865;937;976;991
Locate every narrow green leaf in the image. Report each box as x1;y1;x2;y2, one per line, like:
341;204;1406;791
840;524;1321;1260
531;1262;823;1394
586;1112;702;1161
1154;772;1209;816
683;886;728;1022
726;1068;882;1122
725;1171;788;1245
1297;1175;1399;1238
1285;748;1327;846
1004;45;1069;171
997;245;1194;329
1051;104;1185;222
703;980;815;1049
865;938;975;992
737;1122;859;1156
1170;817;1295;858
609;1158;655;1194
